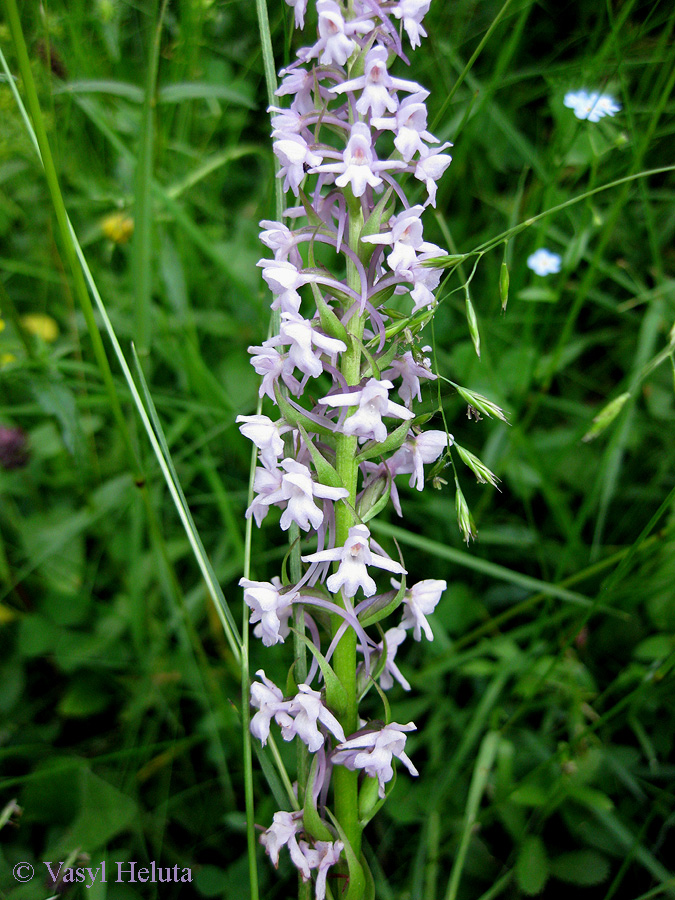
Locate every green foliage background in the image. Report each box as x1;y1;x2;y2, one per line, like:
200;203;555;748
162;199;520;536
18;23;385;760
1;1;674;898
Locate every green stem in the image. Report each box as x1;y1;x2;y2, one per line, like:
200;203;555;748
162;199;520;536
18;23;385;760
332;194;365;863
290;521;310;814
242;443;261;900
134;0;169;358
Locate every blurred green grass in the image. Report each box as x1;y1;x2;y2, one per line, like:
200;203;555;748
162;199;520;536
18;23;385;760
1;1;674;898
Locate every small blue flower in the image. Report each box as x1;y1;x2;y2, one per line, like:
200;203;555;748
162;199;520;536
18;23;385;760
527;248;562;276
564;90;621;122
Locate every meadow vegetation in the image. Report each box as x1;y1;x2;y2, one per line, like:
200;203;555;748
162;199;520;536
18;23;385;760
1;1;674;898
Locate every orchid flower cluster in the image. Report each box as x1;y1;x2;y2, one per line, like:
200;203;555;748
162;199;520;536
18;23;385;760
238;2;456;897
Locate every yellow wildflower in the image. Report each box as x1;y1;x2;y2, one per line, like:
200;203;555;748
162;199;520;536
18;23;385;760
101;211;134;244
20;313;59;343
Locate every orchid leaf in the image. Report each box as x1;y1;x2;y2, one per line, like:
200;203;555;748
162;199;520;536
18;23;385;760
309;281;350;343
351;333;381;380
359;576;406;629
372;675;392;725
273;384;335;437
303;755;334;842
364;339;399;375
367;283;397;308
355;419;413;464
358;771;396;829
358;478;391;525
285;662;299;698
298;187;324;227
325;810;366;900
289;628;349;716
297;422;346;491
361;853;376;900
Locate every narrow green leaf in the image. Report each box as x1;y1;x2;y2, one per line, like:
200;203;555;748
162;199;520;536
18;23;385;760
54;79;144;101
444;731;500;900
297;422;346;490
157;81;255;107
325;811;366;900
310;282;350;343
361;853;376;900
355;419;412;464
274;384;335;437
359;578;406;630
303;755;334;842
358;478;391;525
290;628;349;716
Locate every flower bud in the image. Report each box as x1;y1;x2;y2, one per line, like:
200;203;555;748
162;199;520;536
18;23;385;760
582;392;631;442
464;287;480;358
455;480;476;543
454;443;499;489
451;383;509;424
500;260;510;311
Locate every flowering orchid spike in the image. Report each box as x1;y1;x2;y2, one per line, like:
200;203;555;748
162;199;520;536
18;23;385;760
236;1;506;893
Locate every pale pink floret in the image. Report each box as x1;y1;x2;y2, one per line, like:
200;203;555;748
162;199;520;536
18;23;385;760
372;92;436;161
278;684;346;752
258;258;311;314
262;458;349;532
276;66;317;116
333;722;418;797
312;122;405;198
259;220;302;266
400;579;447;641
382;349;436;408
318;378;414;443
248;344;301;402
246;467;283;527
302;524;406;598
414;142;453;207
409;248;445;312
372;626;411;691
270;106;305;138
330;46;424;119
393;0;431;49
250;670;290;746
387;429;453;491
274;134;323;196
303;1;374;67
236;414;292;470
298;840;344;900
260;810;311;877
239;577;296;647
284;0;308;30
362;205;441;277
272;312;347;379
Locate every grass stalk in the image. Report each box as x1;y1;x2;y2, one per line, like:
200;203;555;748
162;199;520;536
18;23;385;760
133;0;169;358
